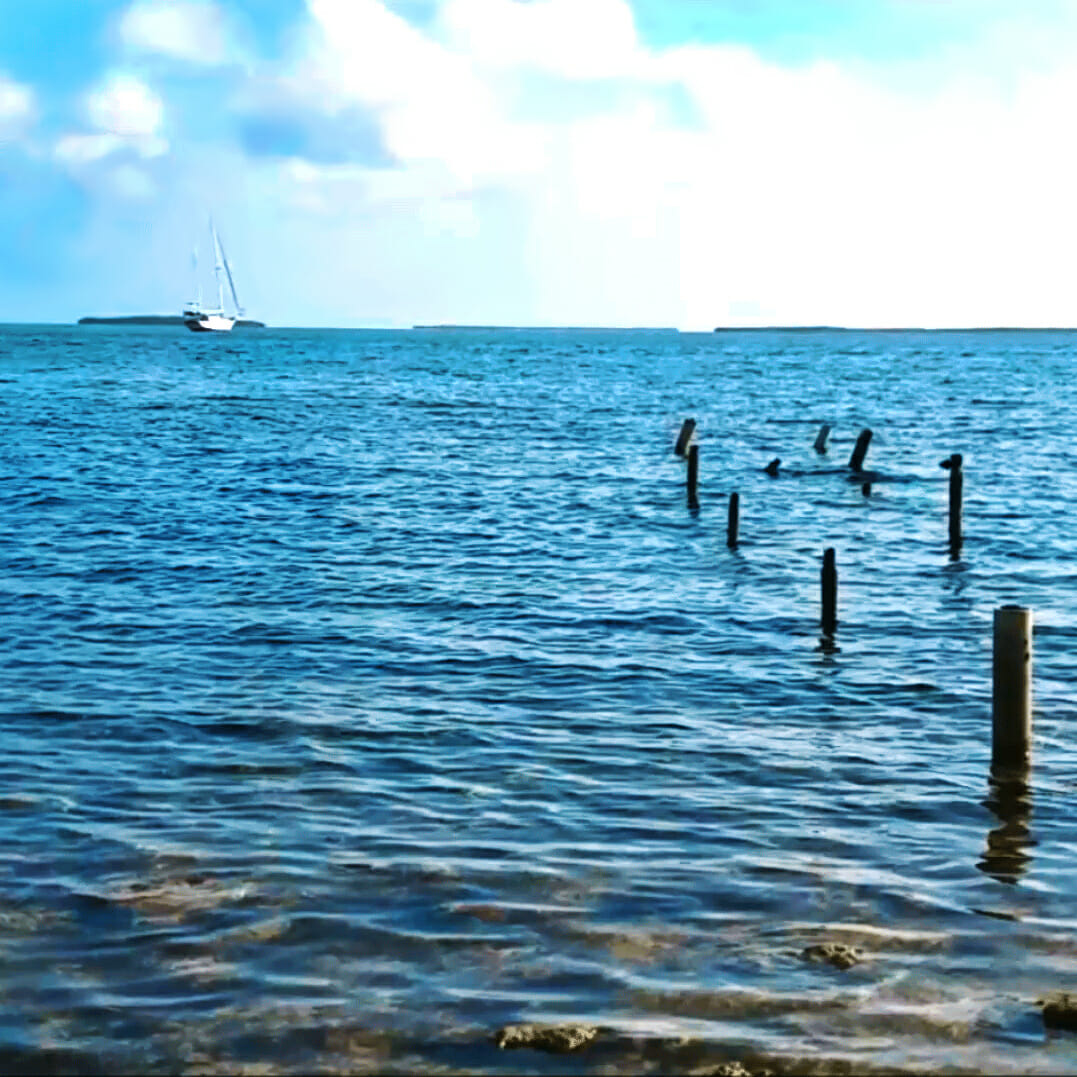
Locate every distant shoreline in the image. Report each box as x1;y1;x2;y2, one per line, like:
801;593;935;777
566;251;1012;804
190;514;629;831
77;315;266;328
712;325;1077;332
412;324;679;331
412;323;1077;333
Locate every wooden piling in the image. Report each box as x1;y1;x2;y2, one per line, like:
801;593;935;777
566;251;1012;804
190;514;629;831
727;491;739;548
848;428;872;472
947;452;963;556
813;423;831;454
821;548;837;637
686;444;699;508
992;606;1032;771
675;419;696;457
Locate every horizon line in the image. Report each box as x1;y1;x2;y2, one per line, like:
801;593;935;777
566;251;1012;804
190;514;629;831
3;319;1077;333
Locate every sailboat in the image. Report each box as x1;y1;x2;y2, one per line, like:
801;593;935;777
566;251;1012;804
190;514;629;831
183;220;243;332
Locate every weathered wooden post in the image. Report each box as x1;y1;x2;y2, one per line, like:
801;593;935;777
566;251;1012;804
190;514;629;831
727;492;739;548
675;419;696;457
848;428;872;472
686;444;699;509
992;606;1032;771
942;452;963;556
814;424;831;454
821;548;837;638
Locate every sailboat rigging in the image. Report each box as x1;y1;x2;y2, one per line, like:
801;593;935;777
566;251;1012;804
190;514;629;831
183;220;244;332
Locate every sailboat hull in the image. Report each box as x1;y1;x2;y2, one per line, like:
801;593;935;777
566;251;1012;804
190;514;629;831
184;314;235;332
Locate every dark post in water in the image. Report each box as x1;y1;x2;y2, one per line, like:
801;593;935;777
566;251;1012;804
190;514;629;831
992;605;1032;772
821;547;838;638
686;444;699;509
727;491;740;548
675;419;696;457
813;423;831;454
848;428;872;472
943;452;963;557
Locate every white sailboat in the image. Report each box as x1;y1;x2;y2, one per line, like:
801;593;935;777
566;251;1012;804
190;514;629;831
183;220;243;332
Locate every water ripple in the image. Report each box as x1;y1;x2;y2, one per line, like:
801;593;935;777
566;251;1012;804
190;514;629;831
0;325;1075;1073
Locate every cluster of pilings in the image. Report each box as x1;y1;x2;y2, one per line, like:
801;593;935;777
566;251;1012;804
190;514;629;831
673;418;1032;775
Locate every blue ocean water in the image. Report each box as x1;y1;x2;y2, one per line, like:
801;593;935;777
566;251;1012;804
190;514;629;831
1;323;1076;1074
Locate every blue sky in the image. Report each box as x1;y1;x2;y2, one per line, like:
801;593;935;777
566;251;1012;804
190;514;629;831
3;0;1077;327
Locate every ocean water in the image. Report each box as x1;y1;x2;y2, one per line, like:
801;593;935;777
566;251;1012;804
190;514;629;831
1;323;1076;1075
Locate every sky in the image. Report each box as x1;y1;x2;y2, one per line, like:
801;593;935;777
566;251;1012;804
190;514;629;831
3;0;1077;328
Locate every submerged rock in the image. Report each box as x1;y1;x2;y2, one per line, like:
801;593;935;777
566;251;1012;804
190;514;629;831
690;1057;776;1077
108;873;254;920
1039;992;1077;1030
696;1063;756;1077
801;942;861;969
493;1023;598;1053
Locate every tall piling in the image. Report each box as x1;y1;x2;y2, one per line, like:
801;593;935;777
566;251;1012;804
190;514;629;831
727;491;740;548
821;548;838;638
686;444;699;509
946;453;963;556
675;419;696;457
848;428;872;472
992;606;1032;772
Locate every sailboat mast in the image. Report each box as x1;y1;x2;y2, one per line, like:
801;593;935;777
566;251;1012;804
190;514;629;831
211;222;225;313
217;233;243;316
192;243;202;309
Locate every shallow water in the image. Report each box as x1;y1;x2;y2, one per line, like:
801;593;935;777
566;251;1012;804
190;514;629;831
1;323;1076;1074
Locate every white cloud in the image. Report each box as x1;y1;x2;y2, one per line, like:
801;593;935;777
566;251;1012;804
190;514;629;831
53;73;168;199
54;131;168;164
437;0;641;81
118;0;231;66
309;1;495;166
0;73;36;143
302;0;475;110
49;133;161;200
85;72;165;137
171;0;1077;325
54;132;127;164
280;0;551;189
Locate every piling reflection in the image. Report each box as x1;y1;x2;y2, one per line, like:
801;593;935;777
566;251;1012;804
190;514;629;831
940;558;970;604
817;635;840;656
977;770;1033;885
